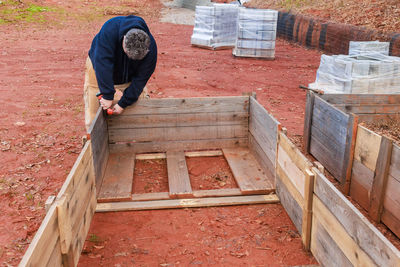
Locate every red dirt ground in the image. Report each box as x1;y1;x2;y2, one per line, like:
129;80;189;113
0;0;324;266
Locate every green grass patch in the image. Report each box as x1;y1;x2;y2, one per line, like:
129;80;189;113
0;0;56;24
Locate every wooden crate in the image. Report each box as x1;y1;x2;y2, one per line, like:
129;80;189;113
303;92;400;193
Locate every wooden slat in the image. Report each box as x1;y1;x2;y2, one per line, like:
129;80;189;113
311;217;353;267
167;151;193;198
313;96;350;132
389;144;400;181
109;138;248;154
381;207;400;239
277;145;306;197
370;136;393;222
350;159;374;211
108;112;249;129
382;174;400;238
279;132;313;172
45;241;62;267
223;147;274;194
314;168;400;267
248;133;275;183
131;192;170;201
88;108;109;194
313;196;375;266
276;164;304;210
57;196;72;254
249;96;279;166
341;113;358;193
335;104;400;114
322;94;400;105
18;205;60;267
185;150;223;157
120;96;250;115
96;194;280;212
303;91;315;153
98;153;135;202
109;124;248;143
302;169;314;250
276;174;303;234
354;125;382;171
136;153;166;160
311;111;348;146
310;134;342;179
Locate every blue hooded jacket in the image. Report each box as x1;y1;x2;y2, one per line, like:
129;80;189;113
89;16;157;108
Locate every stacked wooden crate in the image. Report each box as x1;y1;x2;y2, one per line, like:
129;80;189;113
233;8;278;59
190;4;239;49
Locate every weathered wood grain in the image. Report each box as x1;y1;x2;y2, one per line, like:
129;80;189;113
88;108;109;194
314;168;400;267
223;147;274;194
109;138;248;154
310;134;342;179
354;125;382;171
45;241;62;267
389;144;400;181
370;136;393;222
341;114;358;193
108;112;249;129
167;151;193;198
276;173;303;234
98;153;135;202
350;159;374;211
382;174;400;237
109;124;248;143
322;94;400;105
336;104;400;114
96;194;280;212
248;133;275;183
381;207;400;240
302;169;314;250
303;91;315;153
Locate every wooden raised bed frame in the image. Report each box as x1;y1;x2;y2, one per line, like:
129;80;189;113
19;95;400;267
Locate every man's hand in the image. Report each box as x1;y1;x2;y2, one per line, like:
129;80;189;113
112;104;124;115
99;98;113;110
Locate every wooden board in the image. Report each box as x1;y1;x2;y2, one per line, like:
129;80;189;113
382;174;400;237
303;91;315;153
223;147;274;194
167;151;193;198
97;153;135;202
88;108;109;194
276;174;303;234
313;168;400;267
249;96;279;167
312;196;375;266
350;159;374;211
96;194;280;212
120;96;249;115
389;144;400;181
108;111;249;129
248;133;275;182
109;138;248;154
354;125;382;171
322;94;400;105
109;124;248;143
335;104;400;114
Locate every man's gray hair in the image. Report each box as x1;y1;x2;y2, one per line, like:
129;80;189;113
123;28;150;60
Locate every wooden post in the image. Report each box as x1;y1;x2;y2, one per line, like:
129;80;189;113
303;91;315;154
56;195;75;267
301;168;315;251
369;136;393;223
340;113;358;195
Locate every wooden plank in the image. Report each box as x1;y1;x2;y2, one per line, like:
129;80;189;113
311;212;356;267
167;151;193;198
121;96;250;115
314;168;400;267
136;153;166;160
185;150;223;157
310;134;342;180
96;194;280;212
303;91;315;153
381;208;400;239
56;196;72;254
109;124;248;143
302;169;314;250
98;153;135;202
382;174;400;236
350;159;374;211
249;96;280;167
109;138;248;154
277;145;306;197
18;205;60;267
312;110;348;146
314;96;350;130
223;147;274;194
354;125;382;171
88;108;109;194
322;94;400;105
313;196;375;266
276;165;304;210
248;133;275;183
276;174;303;234
45;240;62;267
335;104;400;114
192;188;243;198
279;132;313;172
131;192;170;201
389;144;400;181
341;113;358;193
370;136;393;222
108;111;249;129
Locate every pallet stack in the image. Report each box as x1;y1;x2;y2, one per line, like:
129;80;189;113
349;41;390;56
233;8;278;59
309;53;400;93
190;3;239;50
